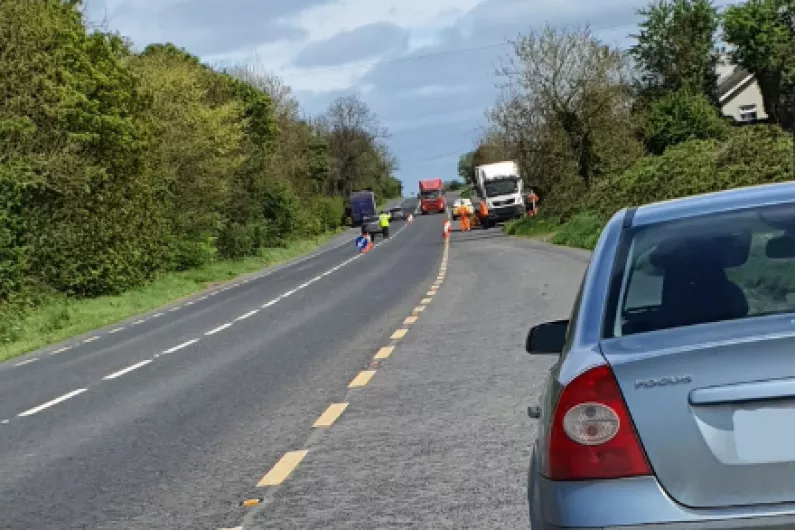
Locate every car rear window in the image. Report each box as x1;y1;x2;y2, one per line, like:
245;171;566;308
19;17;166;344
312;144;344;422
605;203;795;338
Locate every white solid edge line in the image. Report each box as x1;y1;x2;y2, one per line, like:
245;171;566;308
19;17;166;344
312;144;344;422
206;322;233;335
162;338;199;354
103;359;152;380
18;388;88;417
235;309;258;321
282;289;296;297
262;299;279;308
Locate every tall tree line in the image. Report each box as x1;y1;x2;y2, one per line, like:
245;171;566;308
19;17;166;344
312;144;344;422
0;0;401;307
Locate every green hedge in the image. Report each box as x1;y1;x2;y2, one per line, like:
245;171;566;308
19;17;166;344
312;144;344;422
586;125;792;219
509;125;795;253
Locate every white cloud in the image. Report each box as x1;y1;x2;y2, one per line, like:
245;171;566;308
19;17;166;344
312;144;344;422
84;0;745;193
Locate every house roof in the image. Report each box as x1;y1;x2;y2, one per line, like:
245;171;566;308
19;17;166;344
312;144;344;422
717;65;754;103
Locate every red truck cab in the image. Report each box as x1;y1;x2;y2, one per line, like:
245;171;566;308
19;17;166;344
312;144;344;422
419;178;446;214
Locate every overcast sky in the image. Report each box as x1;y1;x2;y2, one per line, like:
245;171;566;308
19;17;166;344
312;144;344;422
83;0;737;195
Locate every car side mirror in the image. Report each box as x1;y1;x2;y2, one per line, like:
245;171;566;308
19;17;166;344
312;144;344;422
526;319;569;354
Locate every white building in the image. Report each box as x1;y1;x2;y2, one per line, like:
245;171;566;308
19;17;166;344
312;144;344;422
716;52;766;123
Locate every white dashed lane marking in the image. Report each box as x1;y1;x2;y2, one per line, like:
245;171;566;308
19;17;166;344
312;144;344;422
235;310;259;321
161;339;199;355
206;323;233;335
8;216;414;421
17;388;88;417
102;360;152;380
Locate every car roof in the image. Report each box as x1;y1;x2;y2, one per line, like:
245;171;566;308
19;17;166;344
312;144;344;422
632;181;795;227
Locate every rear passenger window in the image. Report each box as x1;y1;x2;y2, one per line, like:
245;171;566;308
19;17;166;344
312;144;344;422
609;206;795;337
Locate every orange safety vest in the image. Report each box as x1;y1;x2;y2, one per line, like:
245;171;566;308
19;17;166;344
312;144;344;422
478;201;488;217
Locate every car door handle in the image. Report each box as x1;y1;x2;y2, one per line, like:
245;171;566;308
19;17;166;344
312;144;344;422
527;406;541;418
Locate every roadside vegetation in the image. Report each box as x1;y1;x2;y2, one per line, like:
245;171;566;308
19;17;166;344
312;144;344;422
0;1;401;357
461;0;795;250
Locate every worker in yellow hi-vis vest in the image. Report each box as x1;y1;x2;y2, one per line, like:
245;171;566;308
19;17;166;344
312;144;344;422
379;211;390;238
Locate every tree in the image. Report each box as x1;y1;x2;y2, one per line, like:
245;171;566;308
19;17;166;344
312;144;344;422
723;0;795;127
630;0;720;102
457;151;475;184
222;65;301;123
317;94;399;200
444;179;463;191
130;45;248;268
643;90;729;153
497;25;635;187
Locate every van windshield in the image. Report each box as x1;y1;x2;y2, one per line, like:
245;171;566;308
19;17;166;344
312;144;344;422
604;204;795;338
484;179;518;196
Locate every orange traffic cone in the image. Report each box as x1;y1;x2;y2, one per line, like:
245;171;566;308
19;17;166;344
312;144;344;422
442;218;451;240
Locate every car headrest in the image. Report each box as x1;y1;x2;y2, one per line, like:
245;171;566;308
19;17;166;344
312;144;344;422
649;232;751;270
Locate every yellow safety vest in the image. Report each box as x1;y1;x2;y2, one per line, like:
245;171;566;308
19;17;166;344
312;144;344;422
379;213;390;227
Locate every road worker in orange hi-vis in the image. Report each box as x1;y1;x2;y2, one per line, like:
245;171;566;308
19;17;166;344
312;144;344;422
456;203;470;231
527;189;539;216
477;199;489;229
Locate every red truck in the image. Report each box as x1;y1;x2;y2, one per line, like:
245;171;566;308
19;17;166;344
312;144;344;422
419;178;446;214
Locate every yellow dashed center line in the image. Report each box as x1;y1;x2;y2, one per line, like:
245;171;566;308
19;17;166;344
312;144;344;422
374;346;394;359
313;402;348;427
240;231;448;500
257;450;308;487
349;370;376;387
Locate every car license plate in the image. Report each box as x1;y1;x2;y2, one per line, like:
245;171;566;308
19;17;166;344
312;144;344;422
733;406;795;463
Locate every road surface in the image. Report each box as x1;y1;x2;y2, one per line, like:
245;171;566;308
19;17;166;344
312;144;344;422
0;202;591;529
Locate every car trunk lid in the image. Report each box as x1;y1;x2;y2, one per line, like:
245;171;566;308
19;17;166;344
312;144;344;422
601;316;795;508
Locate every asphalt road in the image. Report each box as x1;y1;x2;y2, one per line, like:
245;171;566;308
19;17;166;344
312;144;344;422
0;203;592;529
0;197;451;529
242;221;591;529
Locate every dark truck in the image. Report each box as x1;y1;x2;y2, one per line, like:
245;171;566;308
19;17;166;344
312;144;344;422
349;190;376;227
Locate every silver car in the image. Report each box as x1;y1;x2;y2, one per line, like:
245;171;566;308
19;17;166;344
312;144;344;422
527;181;795;530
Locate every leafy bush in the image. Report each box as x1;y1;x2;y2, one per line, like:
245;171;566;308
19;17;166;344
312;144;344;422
643;91;729;155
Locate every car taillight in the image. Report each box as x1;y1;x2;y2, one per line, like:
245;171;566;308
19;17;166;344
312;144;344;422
544;364;651;481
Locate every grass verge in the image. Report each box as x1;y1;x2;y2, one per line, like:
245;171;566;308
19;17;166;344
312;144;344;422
504;213;605;250
0;231;344;362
